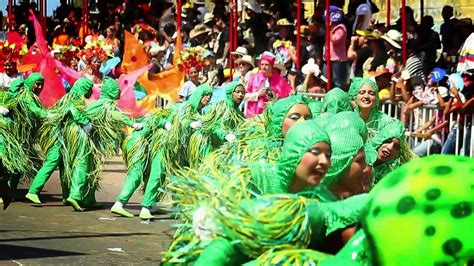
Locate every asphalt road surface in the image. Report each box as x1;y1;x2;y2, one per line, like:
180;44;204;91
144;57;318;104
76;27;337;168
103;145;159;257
0;160;177;264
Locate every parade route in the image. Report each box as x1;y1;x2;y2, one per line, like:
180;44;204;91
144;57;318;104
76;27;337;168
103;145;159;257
0;161;176;264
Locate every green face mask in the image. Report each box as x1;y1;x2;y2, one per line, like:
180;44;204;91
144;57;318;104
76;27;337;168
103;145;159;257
267;95;311;140
322;87;352;114
188;84;213;112
70;78;94;97
276;119;331;190
100;77;120;100
23;72;44;92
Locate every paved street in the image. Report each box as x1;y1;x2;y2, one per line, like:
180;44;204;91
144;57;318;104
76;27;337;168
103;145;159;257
0;159;177;264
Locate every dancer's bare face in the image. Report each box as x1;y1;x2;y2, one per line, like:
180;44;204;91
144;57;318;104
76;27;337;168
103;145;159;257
282;104;312;137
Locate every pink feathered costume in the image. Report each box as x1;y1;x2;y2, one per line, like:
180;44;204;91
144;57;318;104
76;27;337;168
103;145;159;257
244;53;292;118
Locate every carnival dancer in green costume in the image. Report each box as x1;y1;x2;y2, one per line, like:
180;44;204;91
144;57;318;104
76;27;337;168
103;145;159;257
80;77;144;208
301;111;370;202
25;78;93;207
321;155;474;266
110;107;172;218
187;81;245;167
350;78;394;133
163;120;368;264
2;74;47;196
139;85;213;220
0;99;35;208
368;121;407;185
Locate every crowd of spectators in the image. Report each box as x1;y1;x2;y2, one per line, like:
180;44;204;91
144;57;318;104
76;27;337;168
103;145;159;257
1;0;474;157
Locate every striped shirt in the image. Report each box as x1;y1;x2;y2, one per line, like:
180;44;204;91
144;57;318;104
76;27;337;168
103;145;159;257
405;54;425;82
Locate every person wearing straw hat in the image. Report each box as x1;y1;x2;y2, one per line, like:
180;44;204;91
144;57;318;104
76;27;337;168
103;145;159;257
234;55;255;86
271;18;295;69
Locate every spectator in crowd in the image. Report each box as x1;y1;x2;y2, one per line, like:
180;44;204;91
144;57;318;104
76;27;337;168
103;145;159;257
351;0;372;34
244;52;292;118
418;16;441;76
440;5;457;56
105;26;121;56
324;6;348;90
179;66;201;101
213;12;230;66
243;0;268;57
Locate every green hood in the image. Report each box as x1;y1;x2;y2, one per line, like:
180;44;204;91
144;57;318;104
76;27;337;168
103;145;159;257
223;81;243;108
347;77;364;100
276;119;330;190
8;79;24;97
267;95;310;140
364;142;377;166
350;78;381;128
369;119;405;150
70;78;94;97
319;112;366;188
322;88;352;114
325;155;474;266
188;84;213;112
23;73;44;92
100;77;120;100
308;100;323;117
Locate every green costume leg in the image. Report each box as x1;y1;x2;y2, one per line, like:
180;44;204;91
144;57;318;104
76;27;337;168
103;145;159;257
116;139;148;204
27;142;62;197
67;153;90;211
141;150;165;209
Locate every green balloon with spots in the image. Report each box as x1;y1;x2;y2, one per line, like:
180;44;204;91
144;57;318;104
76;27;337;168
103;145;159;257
362;155;474;265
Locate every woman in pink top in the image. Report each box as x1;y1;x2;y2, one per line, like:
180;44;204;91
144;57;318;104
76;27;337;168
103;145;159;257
244;52;292;118
324;6;349;90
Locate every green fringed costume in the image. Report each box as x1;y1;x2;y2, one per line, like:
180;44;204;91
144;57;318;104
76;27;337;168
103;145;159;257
321;87;352;114
3;74;46;194
163;120;368;264
187;81;245;167
81;77;141;207
26;78;94;208
140;85;213;218
112;107;172;217
166;95;314;217
85;77;135;157
322;155;474;266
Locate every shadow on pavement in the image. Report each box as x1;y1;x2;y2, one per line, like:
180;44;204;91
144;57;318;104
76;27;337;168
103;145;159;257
0;243;85;260
0;232;153;243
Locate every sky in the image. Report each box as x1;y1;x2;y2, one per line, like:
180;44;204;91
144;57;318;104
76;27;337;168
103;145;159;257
1;0;60;17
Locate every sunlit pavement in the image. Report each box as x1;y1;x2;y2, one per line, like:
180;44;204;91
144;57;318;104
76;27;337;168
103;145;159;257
0;160;176;264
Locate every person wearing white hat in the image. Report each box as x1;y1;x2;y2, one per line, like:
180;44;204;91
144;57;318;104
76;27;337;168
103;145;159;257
298;58;328;95
235;55;255;86
230;46;248;64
